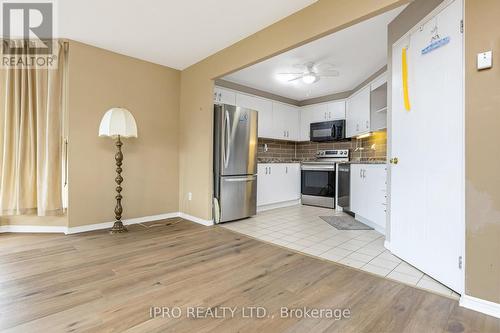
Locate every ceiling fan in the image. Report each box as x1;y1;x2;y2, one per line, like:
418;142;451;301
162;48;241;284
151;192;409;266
277;62;340;85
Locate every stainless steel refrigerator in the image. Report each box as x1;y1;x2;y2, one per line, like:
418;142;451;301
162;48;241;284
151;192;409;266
213;104;258;223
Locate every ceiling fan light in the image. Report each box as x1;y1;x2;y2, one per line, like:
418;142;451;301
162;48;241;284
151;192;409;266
302;74;317;84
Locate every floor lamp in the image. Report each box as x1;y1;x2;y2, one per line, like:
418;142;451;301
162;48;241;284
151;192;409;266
98;107;138;234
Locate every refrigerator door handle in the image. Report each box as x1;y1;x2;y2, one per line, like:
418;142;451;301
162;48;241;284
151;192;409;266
222;175;257;182
224;110;231;168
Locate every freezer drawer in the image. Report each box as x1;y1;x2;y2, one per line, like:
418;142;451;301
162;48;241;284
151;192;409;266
219;175;257;222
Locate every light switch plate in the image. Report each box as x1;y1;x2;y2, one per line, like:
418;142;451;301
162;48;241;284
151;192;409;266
477;51;492;70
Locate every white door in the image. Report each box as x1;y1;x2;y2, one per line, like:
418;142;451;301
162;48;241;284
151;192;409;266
389;0;464;292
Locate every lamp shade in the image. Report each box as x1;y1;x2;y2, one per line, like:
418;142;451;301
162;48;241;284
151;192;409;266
99;108;138;138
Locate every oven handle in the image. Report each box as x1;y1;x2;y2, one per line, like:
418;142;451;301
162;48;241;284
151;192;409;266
301;166;336;171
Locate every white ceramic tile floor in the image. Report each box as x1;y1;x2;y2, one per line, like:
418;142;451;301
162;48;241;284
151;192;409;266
221;205;459;299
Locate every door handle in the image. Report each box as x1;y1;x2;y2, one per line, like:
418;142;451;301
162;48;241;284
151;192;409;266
223;175;257;182
224;110;231;168
390;157;399;165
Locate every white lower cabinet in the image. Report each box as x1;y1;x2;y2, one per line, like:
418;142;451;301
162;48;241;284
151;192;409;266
350;164;387;231
257;163;300;208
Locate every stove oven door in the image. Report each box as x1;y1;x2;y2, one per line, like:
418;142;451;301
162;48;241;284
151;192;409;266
300;164;336;208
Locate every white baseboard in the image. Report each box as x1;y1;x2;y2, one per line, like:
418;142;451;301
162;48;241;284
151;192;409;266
65;212;180;234
179;212;214;226
1;211;214;235
355;214;386;235
0;225;68;234
257;199;300;213
384;240;392;251
460;295;500;319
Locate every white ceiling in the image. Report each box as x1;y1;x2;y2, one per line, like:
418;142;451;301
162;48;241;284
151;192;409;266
223;6;406;101
57;0;317;70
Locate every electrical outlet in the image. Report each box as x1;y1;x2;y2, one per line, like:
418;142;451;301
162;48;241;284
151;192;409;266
477;51;492;70
188;192;192;201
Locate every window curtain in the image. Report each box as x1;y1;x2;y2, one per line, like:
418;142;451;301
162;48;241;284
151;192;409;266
0;40;67;216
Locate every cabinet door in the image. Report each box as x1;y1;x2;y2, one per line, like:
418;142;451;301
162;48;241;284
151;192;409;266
326;100;346;120
257;164;270;206
363;165;387;228
310;103;329;123
236;93;273;138
272;102;299;141
214;87;236;105
299;106;313;141
346;86;371;137
281;164;300;202
350;164;365;214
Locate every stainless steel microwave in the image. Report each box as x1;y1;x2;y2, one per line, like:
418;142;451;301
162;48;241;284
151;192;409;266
310;120;346;142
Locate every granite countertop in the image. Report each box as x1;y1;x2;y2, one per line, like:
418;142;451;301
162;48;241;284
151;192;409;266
257;159;387;164
257;159;303;164
343;160;387;165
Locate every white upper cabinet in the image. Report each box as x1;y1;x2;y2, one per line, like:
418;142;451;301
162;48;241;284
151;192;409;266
299;106;313;141
235;93;274;138
299;101;346;141
327;100;346;120
346;86;371;138
213;86;236;105
272;102;299;141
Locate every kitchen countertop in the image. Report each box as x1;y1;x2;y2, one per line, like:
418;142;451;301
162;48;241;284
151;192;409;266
257;159;386;164
257;159;303;164
342;160;387;165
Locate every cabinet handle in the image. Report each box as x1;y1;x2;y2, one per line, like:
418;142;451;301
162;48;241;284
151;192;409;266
329;112;332;119
356;124;359;131
286;166;288;173
269;166;271;174
360;169;363;178
366;120;369;129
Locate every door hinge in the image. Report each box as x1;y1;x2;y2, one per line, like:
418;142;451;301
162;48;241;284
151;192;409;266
460;20;464;33
458;256;463;269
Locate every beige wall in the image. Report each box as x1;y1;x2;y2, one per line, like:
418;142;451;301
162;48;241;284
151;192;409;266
179;0;409;220
464;0;500;303
67;41;180;227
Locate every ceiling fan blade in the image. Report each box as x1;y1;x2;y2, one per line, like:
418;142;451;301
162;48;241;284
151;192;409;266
288;75;304;82
277;72;303;75
319;70;340;77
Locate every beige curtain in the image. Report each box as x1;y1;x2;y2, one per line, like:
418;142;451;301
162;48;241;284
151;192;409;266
0;40;67;216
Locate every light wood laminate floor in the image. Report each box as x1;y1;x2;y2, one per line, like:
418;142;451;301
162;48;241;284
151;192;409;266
0;218;498;332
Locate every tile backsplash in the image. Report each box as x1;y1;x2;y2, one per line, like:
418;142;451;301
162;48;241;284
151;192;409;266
258;130;387;162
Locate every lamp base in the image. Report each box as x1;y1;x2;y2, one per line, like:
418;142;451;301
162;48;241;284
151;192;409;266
110;220;128;234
